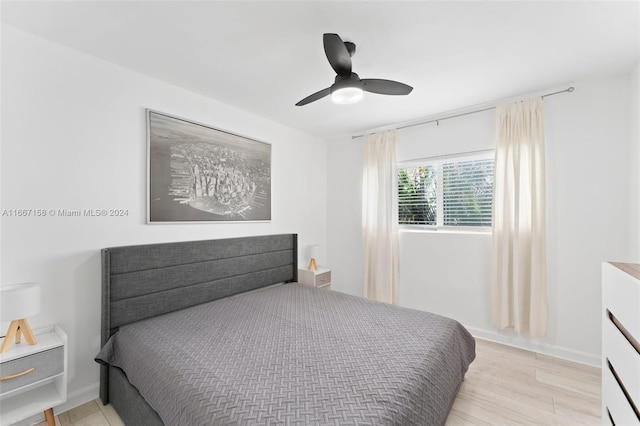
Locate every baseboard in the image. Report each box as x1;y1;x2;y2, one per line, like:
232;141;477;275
467;326;601;367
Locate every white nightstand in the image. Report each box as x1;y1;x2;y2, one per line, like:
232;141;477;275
298;267;331;290
0;325;67;426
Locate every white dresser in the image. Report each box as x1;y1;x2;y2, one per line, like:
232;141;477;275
602;262;640;425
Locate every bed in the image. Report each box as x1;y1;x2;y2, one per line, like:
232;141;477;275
96;234;475;425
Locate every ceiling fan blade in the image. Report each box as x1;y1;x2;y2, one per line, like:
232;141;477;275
295;87;331;106
323;33;352;77
362;79;413;95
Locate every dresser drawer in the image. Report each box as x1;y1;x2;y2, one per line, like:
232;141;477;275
604;263;640;344
316;271;331;287
603;361;640;426
604;313;640;409
0;347;64;395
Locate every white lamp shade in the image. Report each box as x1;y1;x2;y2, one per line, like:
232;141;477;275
305;245;320;262
0;283;41;321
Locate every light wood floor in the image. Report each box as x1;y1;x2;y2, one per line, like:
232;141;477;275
41;338;601;426
448;339;601;425
35;399;123;426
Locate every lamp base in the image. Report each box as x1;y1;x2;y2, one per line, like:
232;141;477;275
1;319;37;353
307;258;318;271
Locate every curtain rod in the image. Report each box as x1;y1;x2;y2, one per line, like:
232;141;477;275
351;86;574;140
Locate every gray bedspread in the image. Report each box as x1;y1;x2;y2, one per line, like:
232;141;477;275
96;283;475;426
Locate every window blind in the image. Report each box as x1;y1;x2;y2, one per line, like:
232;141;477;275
442;158;494;226
397;152;494;228
397;165;437;225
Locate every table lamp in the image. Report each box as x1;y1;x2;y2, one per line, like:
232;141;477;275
1;282;41;353
306;244;319;271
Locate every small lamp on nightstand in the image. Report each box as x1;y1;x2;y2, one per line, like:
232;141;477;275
305;244;319;271
0;282;41;353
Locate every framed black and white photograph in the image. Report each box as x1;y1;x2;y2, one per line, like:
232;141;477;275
147;110;271;223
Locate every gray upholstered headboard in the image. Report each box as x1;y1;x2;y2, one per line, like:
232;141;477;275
99;233;297;402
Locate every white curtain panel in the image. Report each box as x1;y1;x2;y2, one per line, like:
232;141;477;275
362;131;399;304
492;98;548;336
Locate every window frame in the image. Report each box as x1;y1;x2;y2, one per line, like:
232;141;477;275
397;150;494;233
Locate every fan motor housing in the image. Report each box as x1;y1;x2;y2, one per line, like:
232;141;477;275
331;73;362;93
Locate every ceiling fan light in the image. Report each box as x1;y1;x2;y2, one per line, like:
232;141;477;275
331;86;364;104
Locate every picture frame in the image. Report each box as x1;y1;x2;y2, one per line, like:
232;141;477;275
147;109;271;223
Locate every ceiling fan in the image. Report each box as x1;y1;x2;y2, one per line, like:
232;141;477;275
296;33;413;106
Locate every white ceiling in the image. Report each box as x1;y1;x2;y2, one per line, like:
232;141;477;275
2;1;639;139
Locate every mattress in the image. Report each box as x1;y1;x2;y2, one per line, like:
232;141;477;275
96;283;475;425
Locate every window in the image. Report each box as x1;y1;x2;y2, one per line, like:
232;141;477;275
397;152;494;229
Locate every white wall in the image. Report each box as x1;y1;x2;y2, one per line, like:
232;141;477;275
326;136;363;297
1;25;327;415
543;75;632;363
631;61;640;256
327;73;637;366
